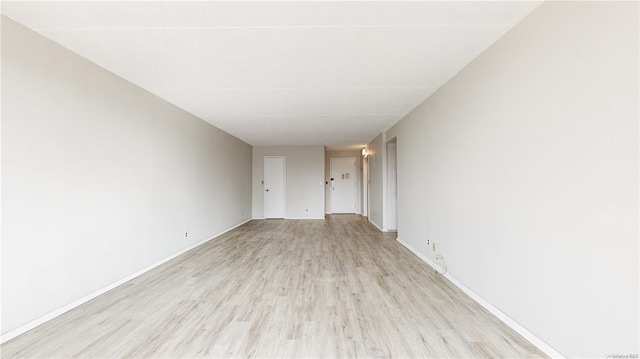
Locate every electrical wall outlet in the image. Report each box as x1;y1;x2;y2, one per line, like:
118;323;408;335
427;239;430;246
185;232;188;238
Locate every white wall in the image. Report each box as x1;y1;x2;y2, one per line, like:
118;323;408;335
378;2;638;357
1;17;253;336
252;146;325;219
325;150;362;214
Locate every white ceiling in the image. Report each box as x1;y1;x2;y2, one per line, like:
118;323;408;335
2;1;541;150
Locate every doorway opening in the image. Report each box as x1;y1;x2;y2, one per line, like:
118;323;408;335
362;155;368;217
386;138;397;232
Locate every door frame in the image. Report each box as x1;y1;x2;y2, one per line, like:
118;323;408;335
264;156;286;219
329;157;357;214
363;156;368;217
386;138;397;232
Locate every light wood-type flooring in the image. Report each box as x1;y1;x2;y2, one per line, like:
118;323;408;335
2;215;546;358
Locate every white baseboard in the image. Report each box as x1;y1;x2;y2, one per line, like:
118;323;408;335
368;219;394;233
368;219;384;232
0;218;253;344
396;238;565;359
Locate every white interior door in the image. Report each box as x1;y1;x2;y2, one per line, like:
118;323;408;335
264;156;285;218
330;158;356;213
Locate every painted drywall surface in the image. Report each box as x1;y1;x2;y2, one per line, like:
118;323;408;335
252;146;325;219
1;17;252;334
325;150;362;214
383;2;638;356
366;134;384;230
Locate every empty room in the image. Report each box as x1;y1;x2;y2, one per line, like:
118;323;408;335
1;1;638;358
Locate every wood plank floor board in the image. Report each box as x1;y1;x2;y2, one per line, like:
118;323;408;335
2;215;546;358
